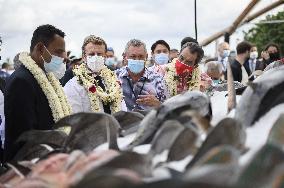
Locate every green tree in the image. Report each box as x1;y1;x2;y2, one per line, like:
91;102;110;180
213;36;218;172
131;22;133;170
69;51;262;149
244;10;284;55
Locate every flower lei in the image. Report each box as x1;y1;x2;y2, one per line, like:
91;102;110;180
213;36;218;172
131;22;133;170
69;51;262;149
73;63;123;113
19;53;72;122
164;59;201;96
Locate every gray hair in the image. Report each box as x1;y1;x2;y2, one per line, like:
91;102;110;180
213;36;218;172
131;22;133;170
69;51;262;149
204;61;223;74
124;39;147;54
180;42;204;64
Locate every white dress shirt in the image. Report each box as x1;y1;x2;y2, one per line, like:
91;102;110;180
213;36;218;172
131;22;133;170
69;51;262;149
64;77;127;114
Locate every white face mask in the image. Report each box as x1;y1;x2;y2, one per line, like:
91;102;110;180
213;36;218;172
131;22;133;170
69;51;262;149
86;55;105;73
250;51;258;60
41;46;66;79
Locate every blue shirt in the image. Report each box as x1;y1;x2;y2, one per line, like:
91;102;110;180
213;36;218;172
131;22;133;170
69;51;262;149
116;66;168;111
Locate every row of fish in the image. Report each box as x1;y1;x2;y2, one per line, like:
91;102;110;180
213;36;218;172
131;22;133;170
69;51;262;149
0;66;283;188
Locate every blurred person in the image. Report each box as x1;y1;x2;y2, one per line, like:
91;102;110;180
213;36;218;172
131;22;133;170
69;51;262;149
204;61;223;85
60;57;82;86
216;42;231;72
226;41;251;85
169;49;179;61
180;36;198;48
244;45;265;80
105;47;119;71
261;43;281;66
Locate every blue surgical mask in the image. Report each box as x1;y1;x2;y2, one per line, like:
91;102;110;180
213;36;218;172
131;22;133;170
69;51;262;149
105;57;117;66
213;79;220;85
154;53;169;65
127;59;145;74
223;50;230;58
41;46;65;79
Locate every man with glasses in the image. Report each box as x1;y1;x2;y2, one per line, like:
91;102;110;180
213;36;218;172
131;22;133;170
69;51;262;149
116;39;168;112
164;42;204;97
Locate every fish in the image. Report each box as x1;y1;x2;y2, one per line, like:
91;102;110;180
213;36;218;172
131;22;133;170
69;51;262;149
267;113;284;146
186;145;240;169
126;91;212;149
184;164;238;187
167;122;200;162
148;120;185;157
11;130;68;162
235;66;284;127
53;112;120;153
73;169;138;188
234;143;284;188
113;111;144;137
185;118;245;170
97;151;152;177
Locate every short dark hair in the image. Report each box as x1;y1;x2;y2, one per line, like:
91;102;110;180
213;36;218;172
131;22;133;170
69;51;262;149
170;49;179;53
181;37;198;48
2;62;9;69
30;24;65;52
236;41;252;55
151;40;170;53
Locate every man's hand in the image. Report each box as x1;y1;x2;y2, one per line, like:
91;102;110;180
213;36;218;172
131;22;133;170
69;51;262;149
136;95;161;107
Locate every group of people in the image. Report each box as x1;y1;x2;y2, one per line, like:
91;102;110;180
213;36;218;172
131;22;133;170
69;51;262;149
0;24;283;162
204;41;283;85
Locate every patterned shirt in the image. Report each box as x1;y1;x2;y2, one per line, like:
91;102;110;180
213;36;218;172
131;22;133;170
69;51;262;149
148;64;166;77
116;66;168;111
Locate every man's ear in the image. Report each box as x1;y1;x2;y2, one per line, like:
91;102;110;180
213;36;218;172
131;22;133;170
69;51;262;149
36;42;45;54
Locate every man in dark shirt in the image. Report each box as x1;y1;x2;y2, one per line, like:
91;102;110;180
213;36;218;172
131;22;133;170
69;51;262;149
4;24;67;161
226;41;251;84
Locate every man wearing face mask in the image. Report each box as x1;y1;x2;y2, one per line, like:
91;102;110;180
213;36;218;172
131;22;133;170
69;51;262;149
105;47;119;71
226;41;252;85
244;45;265;80
116;39;168;112
64;35;126;114
164;42;204;97
216;42;231;73
4;25;71;162
148;40;170;76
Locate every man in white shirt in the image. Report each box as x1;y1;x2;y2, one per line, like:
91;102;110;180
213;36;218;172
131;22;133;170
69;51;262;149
64;35;126;114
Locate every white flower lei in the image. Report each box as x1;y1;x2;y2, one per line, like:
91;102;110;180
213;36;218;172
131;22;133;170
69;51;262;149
73;63;123;113
19;53;72;122
164;59;201;96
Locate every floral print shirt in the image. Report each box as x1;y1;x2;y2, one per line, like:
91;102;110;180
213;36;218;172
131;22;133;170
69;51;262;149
116;66;168;111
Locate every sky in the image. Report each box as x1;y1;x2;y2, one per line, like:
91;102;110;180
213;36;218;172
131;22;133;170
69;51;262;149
0;0;283;63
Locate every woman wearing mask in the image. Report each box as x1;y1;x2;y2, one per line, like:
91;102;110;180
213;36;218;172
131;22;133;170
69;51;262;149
261;43;281;66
